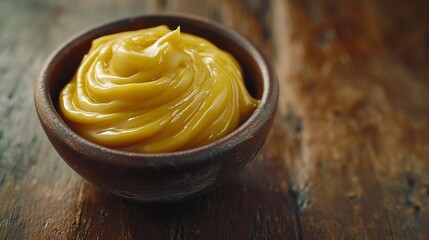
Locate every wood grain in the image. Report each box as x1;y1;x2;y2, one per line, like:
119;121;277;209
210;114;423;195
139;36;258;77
1;0;428;239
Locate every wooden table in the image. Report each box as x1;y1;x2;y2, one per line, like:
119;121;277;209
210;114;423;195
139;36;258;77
1;0;428;239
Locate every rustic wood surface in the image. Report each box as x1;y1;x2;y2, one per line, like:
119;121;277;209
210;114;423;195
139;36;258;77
1;0;429;239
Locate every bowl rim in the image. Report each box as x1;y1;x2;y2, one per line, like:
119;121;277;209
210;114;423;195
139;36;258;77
34;13;278;169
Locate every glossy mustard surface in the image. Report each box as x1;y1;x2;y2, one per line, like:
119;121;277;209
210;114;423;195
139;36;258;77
59;26;259;153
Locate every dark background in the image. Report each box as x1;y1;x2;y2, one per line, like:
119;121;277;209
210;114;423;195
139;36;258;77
1;0;428;239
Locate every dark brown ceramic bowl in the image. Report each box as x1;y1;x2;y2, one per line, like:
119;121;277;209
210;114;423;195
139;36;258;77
34;14;278;203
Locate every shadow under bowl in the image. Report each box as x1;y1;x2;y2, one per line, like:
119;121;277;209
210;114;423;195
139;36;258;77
34;13;278;203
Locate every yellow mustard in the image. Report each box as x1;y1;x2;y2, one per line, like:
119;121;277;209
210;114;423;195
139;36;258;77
59;25;259;153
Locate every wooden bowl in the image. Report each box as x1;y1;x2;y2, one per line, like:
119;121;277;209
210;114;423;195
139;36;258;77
34;14;278;202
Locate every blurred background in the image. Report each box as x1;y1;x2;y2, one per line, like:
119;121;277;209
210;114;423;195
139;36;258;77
1;0;428;239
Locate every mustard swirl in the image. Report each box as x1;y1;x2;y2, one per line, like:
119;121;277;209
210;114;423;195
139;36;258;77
59;25;259;153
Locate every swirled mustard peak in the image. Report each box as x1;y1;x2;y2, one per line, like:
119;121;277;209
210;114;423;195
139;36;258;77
59;25;259;153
